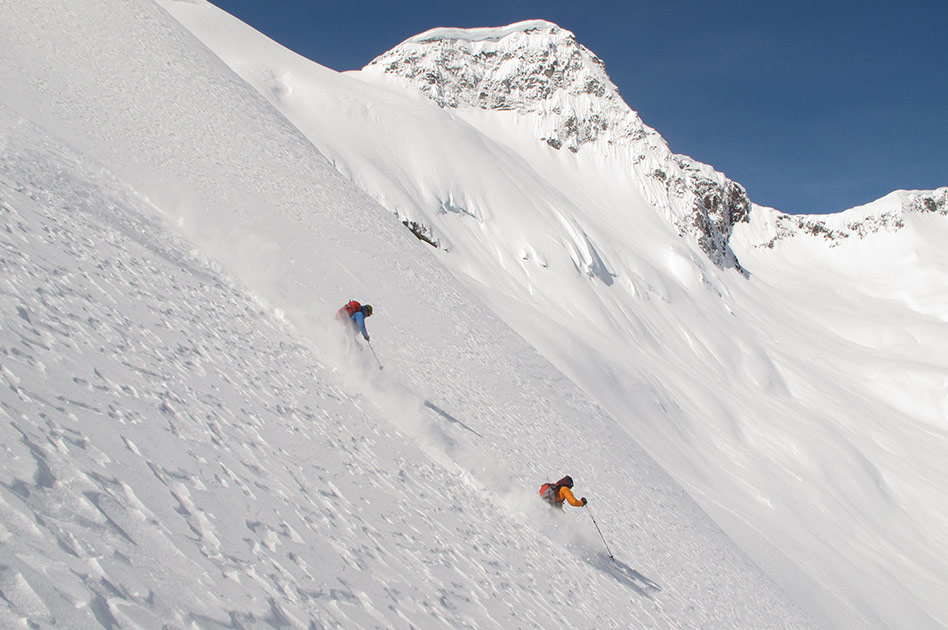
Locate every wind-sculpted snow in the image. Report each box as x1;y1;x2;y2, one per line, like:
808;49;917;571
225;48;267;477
0;1;821;628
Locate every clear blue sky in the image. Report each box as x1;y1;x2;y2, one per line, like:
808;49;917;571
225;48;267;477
210;1;945;214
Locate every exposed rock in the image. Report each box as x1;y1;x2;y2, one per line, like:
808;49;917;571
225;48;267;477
403;219;440;249
755;188;948;249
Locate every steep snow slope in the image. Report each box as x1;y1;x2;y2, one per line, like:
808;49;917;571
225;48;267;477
158;5;948;629
0;0;817;628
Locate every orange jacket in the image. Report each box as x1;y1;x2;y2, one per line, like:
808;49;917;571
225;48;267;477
555;485;585;507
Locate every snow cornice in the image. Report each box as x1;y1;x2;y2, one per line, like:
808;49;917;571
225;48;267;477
406;20;564;45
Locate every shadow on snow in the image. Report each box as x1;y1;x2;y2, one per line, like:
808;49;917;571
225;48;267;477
424;400;483;438
591;553;662;598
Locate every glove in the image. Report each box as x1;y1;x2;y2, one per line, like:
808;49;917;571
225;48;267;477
581;497;587;505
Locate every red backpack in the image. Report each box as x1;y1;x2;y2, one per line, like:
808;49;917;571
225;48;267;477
342;300;362;317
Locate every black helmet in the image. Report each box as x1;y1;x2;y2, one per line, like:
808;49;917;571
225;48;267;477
364;304;373;317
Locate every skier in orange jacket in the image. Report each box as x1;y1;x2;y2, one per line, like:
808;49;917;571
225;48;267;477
539;476;587;509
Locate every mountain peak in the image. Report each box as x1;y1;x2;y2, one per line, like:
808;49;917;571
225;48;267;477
362;19;625;147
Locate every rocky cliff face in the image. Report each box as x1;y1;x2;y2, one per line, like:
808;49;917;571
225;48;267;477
362;20;750;271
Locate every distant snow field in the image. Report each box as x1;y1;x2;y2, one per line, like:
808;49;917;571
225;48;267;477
1;0;946;628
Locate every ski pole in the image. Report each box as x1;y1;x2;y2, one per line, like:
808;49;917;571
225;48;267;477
586;503;614;560
367;339;383;370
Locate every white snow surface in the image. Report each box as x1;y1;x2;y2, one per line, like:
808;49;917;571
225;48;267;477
407;20;558;44
0;1;945;630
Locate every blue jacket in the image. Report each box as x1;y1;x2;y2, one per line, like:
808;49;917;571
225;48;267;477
350;309;369;340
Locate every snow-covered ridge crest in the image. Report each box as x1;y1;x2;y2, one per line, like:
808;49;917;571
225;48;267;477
362;20;750;271
407;20;560;44
749;187;948;249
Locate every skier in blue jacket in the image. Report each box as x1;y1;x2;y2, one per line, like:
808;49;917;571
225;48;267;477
336;300;373;341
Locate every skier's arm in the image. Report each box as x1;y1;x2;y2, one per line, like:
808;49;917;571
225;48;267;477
353;311;369;340
560;487;585;507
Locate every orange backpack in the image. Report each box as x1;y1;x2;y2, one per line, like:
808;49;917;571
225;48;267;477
539;482;560;505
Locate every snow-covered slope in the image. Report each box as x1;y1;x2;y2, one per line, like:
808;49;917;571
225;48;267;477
0;1;820;629
156;5;948;630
